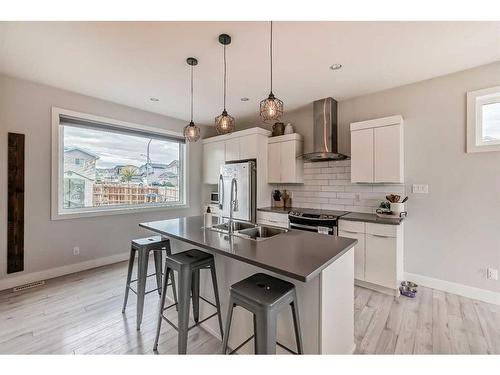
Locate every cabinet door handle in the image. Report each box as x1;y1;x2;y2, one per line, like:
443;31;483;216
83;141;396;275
218;174;224;209
369;233;392;238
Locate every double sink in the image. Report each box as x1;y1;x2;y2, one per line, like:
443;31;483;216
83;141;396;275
209;220;288;241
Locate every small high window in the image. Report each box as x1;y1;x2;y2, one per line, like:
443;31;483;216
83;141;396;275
467;86;500;153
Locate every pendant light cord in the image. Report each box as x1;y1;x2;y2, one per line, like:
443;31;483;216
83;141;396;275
223;44;227;111
190;65;194;123
270;20;273;94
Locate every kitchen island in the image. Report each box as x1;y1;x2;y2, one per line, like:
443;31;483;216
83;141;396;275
140;215;357;354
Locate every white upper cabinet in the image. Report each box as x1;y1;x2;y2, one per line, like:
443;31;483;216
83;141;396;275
202;127;271;186
203;141;225;184
350;115;404;183
374;124;403;183
350;128;374;183
267;134;303;184
224;138;240;162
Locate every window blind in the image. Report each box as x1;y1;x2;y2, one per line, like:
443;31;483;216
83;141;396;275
59;114;186;144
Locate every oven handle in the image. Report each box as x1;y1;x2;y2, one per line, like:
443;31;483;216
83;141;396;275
290;222;334;234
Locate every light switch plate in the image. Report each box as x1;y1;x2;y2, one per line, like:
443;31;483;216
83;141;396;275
412;184;429;194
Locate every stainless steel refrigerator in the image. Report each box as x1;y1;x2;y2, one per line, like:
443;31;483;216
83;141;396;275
218;160;256;223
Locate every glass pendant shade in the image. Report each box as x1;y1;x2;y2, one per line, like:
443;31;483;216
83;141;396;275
215;110;235;134
184;121;201;142
259;92;283;121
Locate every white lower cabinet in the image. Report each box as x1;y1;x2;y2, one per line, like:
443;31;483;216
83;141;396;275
365;233;397;289
338;221;366;281
339;219;403;295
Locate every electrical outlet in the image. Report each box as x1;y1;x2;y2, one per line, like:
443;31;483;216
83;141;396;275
73;246;80;256
487;268;498;281
412;184;429;194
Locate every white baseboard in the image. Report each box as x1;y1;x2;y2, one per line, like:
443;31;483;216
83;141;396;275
405;272;500;306
0;252;130;292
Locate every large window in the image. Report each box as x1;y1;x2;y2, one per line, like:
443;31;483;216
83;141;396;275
467;86;500;153
51;107;187;219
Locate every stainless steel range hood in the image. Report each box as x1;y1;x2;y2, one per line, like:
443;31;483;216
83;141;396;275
301;97;348;161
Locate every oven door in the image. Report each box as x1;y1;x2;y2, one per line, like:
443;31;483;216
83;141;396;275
289;222;336;235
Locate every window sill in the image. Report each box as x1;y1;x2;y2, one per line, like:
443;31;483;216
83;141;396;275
51;203;190;221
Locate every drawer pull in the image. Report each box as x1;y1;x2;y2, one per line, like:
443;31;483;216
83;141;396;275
341;230;361;234
370;233;391;238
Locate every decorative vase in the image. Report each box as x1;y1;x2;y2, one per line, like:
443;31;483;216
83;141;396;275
284;123;294;134
272;122;285;137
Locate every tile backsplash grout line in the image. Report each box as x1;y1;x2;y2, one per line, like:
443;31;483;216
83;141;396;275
272;160;405;213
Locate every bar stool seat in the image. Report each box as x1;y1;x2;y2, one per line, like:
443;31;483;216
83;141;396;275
231;273;295;307
222;273;303;355
166;249;213;267
153;248;224;354
122;236;177;331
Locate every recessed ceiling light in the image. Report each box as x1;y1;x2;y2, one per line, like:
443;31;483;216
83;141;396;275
150;97;159;102
240;97;250;102
329;64;343;71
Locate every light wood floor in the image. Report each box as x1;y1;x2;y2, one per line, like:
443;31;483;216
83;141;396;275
0;260;498;354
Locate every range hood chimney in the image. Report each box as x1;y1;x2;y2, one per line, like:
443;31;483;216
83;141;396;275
301;97;348;162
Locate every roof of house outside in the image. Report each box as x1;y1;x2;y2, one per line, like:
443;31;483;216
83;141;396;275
64;147;100;159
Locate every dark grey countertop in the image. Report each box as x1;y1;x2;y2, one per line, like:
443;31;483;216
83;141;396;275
140;216;357;282
259;207;404;225
339;212;404;225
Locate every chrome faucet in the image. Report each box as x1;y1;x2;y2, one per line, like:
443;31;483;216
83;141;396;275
228;178;238;234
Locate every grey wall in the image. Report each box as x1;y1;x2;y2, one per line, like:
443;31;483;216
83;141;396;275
0;74;209;282
338;62;500;293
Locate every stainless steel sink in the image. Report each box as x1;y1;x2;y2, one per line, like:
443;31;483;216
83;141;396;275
234;225;289;241
210;221;257;233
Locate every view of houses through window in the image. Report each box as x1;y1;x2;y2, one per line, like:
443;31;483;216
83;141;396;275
62;123;183;210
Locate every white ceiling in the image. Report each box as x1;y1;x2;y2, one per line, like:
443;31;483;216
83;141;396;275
1;21;499;125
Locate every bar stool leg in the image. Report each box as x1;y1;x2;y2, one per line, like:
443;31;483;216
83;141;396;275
191;269;200;323
153;251;163;295
221;296;235;354
253;314;258;353
177;267;192;354
210;263;224;339
170;269;178;310
153;265;172;351
122;247;135;313
254;311;277;354
136;249;149;330
290;294;303;354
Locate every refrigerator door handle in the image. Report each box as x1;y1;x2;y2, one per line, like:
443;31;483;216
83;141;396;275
218;174;224;209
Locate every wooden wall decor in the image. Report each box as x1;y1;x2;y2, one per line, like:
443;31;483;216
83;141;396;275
7;133;25;274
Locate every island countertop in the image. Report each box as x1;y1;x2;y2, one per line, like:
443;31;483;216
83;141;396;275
140;216;357;282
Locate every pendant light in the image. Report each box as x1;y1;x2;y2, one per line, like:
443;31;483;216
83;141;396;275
260;21;283;122
183;57;201;142
215;34;235;134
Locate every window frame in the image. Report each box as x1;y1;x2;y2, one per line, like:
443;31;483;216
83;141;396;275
466;85;500;153
51;107;189;220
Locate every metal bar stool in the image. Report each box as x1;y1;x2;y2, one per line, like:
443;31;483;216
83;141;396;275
153;249;224;354
222;273;303;355
122;236;178;330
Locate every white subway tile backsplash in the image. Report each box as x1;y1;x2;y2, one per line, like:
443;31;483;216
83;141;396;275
336;192;356;199
329;160;351;167
276;161;405;213
329;198;354;205
321;185;345;192
321;167;345;174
